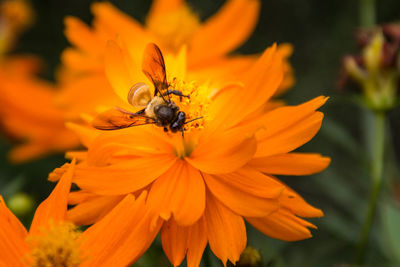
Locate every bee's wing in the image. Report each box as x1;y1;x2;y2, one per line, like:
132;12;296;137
92;107;155;130
142;43;169;102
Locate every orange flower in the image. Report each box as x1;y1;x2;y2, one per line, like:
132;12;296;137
0;160;161;266
0;0;293;162
50;41;330;266
58;0;293;119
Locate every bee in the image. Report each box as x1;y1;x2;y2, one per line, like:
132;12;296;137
92;43;194;134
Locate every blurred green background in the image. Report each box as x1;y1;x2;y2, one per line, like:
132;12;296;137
2;0;400;266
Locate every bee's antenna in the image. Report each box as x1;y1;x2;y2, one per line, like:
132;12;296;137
184;117;203;125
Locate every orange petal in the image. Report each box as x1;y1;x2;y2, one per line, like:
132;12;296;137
73;154;177;195
0;196;29;266
104;40;136;102
254;96;328;157
205;192;246;265
204;83;245;134
8;143;52;164
0;55;42;76
239;44;283;113
203;172;280;217
147;0;184;18
212;166;285;198
64;16;103;55
66;123;99;148
189;0;260;66
246;208;317;241
29;160;75;235
186;216;207;267
147;161;205;226
255;96;328;140
79;192;162;267
206;45;283;132
249;153;331;175
161;219;189;266
67;195;124;225
187;54;256;85
278;185;324;218
164;45;187;81
68;190;93;205
65;151;87;161
91;2;153;54
61;48;102;73
86;126;172;166
187;133;257;174
91;2;143;30
160;216;208;267
255;112;324;157
57;74;126;119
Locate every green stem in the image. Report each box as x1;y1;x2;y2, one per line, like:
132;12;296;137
359;0;376;27
354;111;385;265
354;0;379;265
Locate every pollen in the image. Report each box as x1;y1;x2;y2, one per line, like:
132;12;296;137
169;78;211;132
27;221;82;267
146;4;200;53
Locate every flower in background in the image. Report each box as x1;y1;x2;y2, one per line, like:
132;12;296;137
340;24;400;111
0;160;161;266
0;64;79;162
0;0;34;53
50;41;329;266
0;0;80;163
235;246;263;267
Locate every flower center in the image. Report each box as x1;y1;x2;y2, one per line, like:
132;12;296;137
146;4;200;53
168;78;211;132
27;221;82;267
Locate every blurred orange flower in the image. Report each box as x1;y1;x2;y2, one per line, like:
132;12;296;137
0;0;34;53
50;41;329;266
0;0;79;162
0;59;79;162
0;161;160;266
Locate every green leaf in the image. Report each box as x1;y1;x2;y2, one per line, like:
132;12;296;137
320;117;361;158
383;201;400;263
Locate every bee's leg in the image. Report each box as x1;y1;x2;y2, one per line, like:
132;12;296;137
164;127;168;132
181;129;185;138
133;108;146;115
163;90;190;100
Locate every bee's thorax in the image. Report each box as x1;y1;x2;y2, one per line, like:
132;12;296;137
145;96;165;118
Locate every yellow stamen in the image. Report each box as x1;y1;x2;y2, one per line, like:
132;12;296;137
27;221;82;267
146;4;200;53
168;78;211;132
